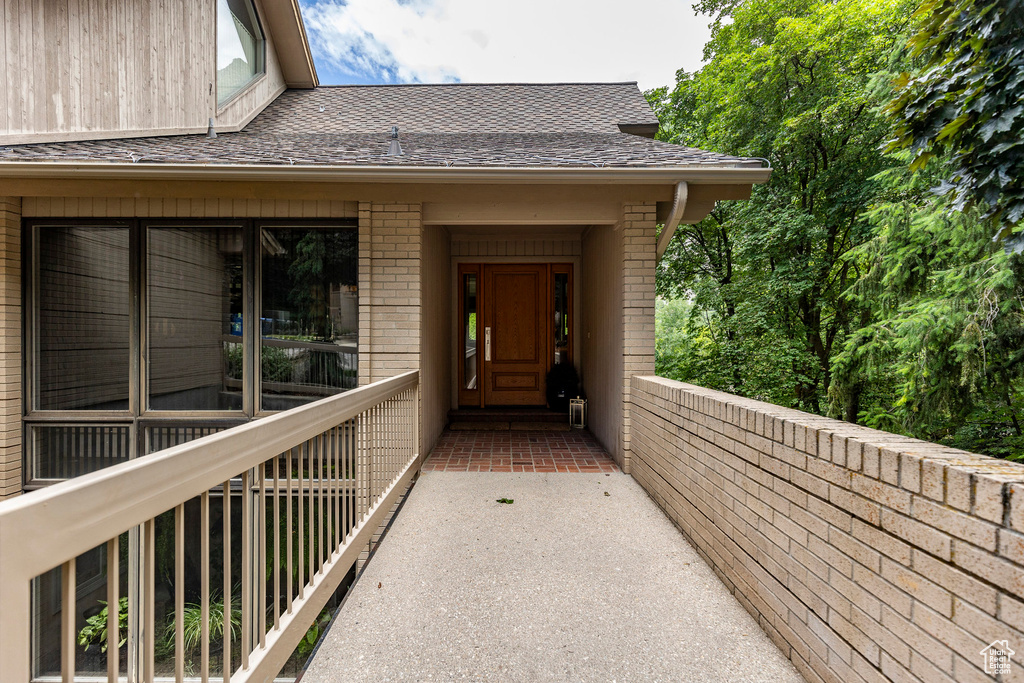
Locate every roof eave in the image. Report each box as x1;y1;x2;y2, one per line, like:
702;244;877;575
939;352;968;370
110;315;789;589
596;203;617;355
0;162;772;185
262;0;318;88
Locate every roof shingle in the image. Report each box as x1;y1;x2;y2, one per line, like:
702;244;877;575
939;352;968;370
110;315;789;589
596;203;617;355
0;83;762;170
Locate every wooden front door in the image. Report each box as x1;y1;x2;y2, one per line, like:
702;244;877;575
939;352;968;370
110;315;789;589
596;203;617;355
457;263;573;407
483;264;547;405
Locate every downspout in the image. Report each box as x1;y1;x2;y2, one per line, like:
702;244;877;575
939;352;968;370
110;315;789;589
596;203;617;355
656;181;688;260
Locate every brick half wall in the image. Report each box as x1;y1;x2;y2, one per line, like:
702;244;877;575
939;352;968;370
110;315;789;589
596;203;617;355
630;375;1024;683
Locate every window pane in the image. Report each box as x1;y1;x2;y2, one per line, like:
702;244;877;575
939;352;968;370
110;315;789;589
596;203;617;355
217;0;265;106
148;227;243;411
31;425;131;480
260;226;358;410
36;226;130;410
554;272;569;364
463;274;477;390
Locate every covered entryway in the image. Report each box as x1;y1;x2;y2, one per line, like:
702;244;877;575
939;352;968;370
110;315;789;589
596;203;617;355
457;262;572;407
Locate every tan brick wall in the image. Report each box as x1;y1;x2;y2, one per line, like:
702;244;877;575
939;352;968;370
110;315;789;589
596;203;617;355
619;203;656;474
357;202;429;455
0;198;22;499
630;374;1024;683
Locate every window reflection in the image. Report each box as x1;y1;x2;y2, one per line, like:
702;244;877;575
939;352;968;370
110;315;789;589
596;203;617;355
217;0;265;106
260;227;358;409
36;226;130;410
554;272;569;364
148;227;243;411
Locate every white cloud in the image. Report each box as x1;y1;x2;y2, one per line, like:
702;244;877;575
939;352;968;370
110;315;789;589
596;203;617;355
301;0;711;91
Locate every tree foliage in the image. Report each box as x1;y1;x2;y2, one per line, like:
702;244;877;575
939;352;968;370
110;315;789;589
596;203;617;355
649;0;912;415
650;0;1024;459
887;0;1024;234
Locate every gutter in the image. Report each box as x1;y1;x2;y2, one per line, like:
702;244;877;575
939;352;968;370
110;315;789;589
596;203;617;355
0;161;772;186
656;181;687;260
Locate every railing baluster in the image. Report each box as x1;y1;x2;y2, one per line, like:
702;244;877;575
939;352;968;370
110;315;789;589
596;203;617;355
175;504;185;683
61;557;76;683
201;491;210;683
273;454;280;631
318;433;325;573
107;537;119;683
145;518;155;683
258;462;266;650
241;470;251;670
286;448;294;613
223;481;231;683
297;442;304;600
307;439;314;587
342;422;350;542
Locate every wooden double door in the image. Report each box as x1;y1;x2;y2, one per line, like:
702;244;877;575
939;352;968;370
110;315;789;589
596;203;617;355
458;263;572;407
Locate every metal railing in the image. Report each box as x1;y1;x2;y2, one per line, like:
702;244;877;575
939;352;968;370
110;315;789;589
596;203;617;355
0;371;420;683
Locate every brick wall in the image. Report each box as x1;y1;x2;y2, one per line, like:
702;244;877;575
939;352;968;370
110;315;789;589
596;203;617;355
357;202;423;386
620;203;656;474
630;374;1024;683
0;198;21;499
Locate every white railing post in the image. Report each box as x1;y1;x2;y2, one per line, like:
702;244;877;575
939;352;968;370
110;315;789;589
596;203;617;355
0;569;31;683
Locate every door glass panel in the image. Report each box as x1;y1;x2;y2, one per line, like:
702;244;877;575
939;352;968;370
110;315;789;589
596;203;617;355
148;226;244;411
463;274;477;390
554;272;569;364
35;226;130;410
260;226;358;410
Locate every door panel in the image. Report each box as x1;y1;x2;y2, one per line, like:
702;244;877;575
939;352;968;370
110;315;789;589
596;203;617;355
483;265;548;405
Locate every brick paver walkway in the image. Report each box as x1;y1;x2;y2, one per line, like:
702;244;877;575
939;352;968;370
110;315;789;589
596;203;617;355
423;429;618;473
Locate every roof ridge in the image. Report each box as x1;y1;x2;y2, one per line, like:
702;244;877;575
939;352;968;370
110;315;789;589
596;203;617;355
310;81;640;89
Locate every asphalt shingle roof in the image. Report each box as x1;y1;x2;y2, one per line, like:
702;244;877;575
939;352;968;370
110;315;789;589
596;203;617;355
0;83;761;169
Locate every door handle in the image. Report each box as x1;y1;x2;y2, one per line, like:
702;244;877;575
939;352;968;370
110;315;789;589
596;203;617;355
485;327;491;361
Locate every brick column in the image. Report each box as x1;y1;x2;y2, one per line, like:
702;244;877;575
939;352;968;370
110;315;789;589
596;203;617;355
620;202;657;474
358;202;423;385
0;198;21;499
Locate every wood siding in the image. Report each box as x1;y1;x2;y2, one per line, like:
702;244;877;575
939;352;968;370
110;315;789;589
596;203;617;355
0;0;287;144
22;197;357;218
0;198;21;499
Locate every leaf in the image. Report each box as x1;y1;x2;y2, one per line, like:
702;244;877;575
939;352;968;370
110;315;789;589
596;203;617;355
496;498;514;504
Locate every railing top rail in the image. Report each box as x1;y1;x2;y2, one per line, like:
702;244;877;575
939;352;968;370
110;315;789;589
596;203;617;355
0;370;418;582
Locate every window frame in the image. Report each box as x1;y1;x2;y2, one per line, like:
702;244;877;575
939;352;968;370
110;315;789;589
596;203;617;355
22;218;358;489
215;0;268;110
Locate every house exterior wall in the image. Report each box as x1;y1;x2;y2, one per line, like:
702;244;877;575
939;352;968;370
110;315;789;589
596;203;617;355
421;226;451;455
581;203;656;472
0;0;287;144
581;224;624;467
631;374;1024;683
0;197;21;499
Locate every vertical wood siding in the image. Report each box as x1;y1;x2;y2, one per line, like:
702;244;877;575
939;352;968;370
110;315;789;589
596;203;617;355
0;0;286;144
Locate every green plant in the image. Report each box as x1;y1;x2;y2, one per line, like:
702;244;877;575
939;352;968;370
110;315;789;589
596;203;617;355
77;597;128;653
296;608;331;658
163;594;241;655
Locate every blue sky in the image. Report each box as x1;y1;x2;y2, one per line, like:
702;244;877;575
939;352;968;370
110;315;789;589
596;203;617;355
297;0;712;92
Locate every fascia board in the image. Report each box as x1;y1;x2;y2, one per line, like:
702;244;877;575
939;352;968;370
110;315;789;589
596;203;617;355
0;162;772;186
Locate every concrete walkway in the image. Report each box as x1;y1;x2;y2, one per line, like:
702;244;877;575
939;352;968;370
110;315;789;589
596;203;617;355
303;471;804;682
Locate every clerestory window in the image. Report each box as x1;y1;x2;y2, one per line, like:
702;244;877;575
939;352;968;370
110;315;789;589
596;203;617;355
217;0;266;106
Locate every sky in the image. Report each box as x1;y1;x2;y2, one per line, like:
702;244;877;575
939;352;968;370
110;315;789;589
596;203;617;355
297;0;713;92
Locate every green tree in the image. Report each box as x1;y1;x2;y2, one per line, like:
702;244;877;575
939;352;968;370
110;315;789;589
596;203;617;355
832;157;1024;458
887;0;1024;235
649;0;913;415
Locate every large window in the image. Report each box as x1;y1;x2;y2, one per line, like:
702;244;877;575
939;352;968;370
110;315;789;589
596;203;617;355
23;220;358;487
217;0;265;106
